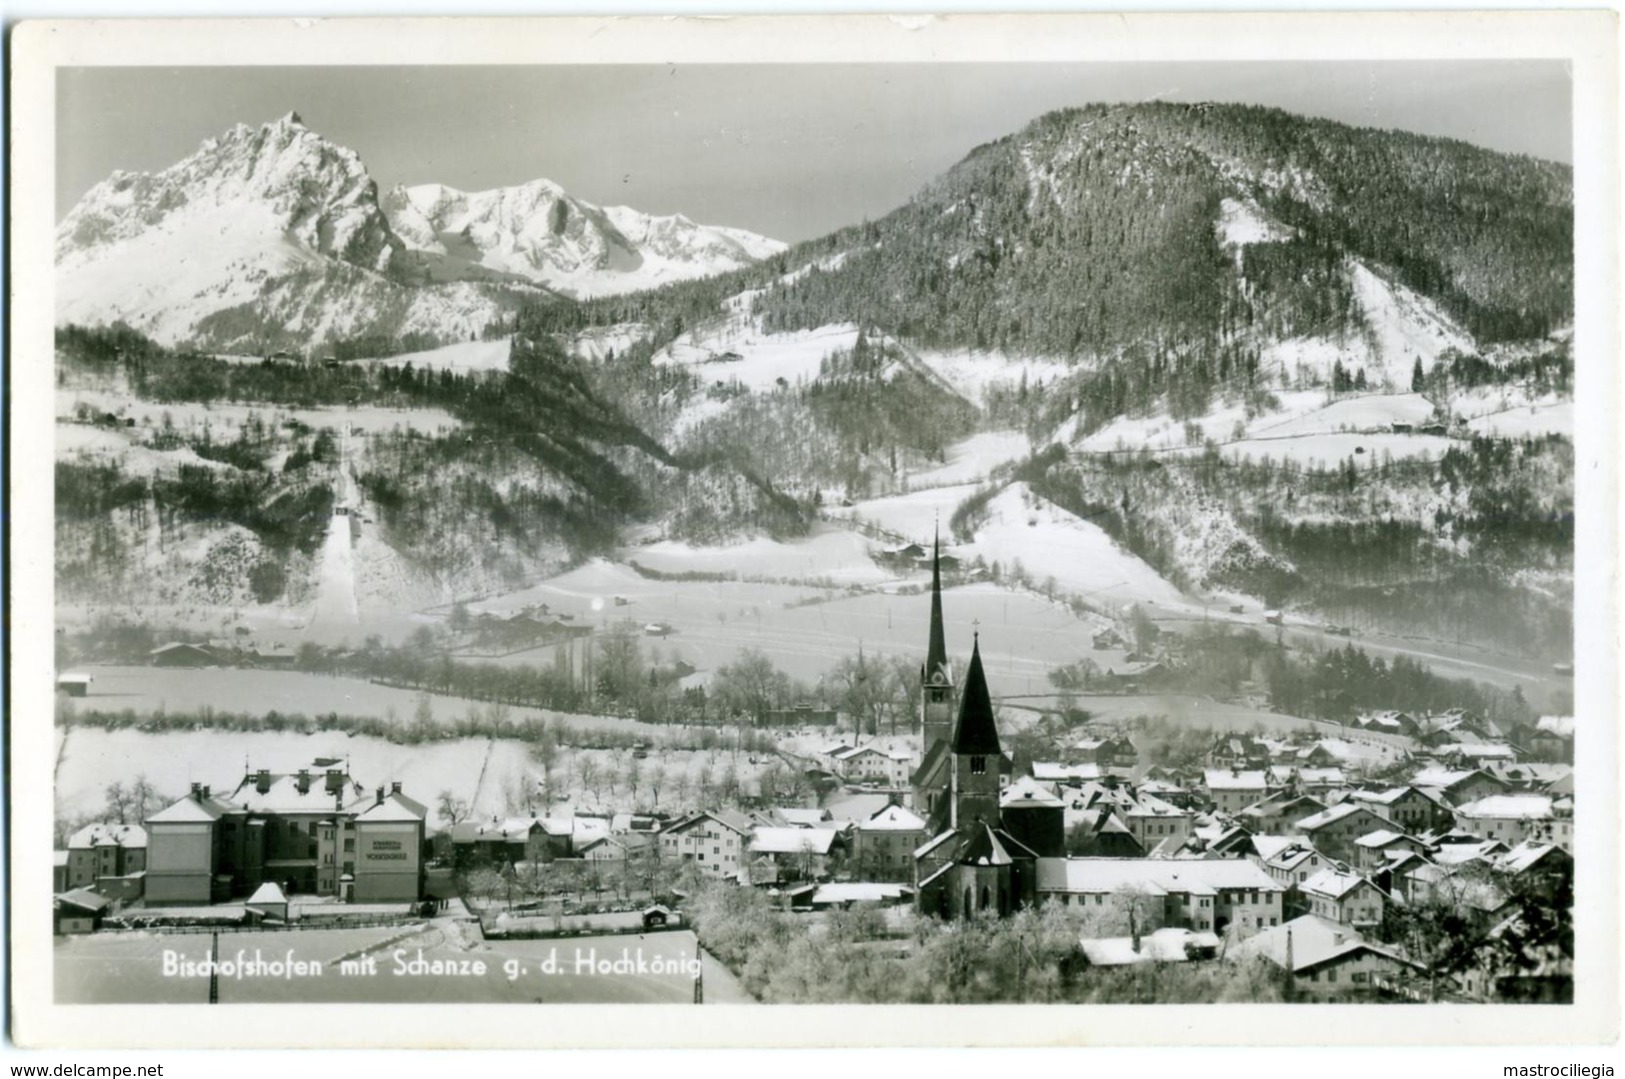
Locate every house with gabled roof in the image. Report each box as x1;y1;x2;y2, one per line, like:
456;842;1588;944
1203;768;1271;815
660;809;754;880
1230;914;1422;1000
1352;829;1430;873
1239;792;1325;834
54;888;112;935
853;803;928;882
1289;802;1391;863
1346;785;1455;834
1453;794;1559;849
65;822;147;894
1037;857;1284;939
1301;868;1387;927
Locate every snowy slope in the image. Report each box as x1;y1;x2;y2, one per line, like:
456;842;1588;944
385;180;785;299
960;483;1188;610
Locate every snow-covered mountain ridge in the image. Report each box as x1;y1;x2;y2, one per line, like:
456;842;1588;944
55;113;785;349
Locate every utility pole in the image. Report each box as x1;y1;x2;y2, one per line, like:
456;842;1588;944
208;930;220;1004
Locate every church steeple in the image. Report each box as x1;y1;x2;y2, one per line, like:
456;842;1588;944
949;633;1003;830
951;634;1001;756
919;526;955;760
925;527;948;685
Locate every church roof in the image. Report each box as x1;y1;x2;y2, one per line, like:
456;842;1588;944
924;530;950;686
950;637;1001;756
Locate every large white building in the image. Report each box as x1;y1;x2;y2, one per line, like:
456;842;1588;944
1035;857;1285;939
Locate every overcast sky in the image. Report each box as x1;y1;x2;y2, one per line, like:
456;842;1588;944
58;62;1571;244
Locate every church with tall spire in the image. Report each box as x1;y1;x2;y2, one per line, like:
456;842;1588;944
909;532;1048;920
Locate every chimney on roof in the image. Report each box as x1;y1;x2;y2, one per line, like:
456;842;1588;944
326;768;344;794
191;782;202;801
376;786;385;806
1333;931;1345;946
202;785;211;799
297;769;311;795
391;781;403;795
256;769;272;795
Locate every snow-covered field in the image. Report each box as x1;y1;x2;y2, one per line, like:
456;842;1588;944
378;336;512;374
58;720;798;828
907;348;1074;407
1465;401;1573;439
1247;392;1437;438
844;484;982;542
1173;431;1452;467
658;321;859;392
623;527;890;585
56;389;460;437
909;430;1034;487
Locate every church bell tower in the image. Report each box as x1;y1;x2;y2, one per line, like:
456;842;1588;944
920;529;954;754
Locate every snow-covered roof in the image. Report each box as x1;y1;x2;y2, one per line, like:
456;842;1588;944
1036;857;1280;897
247;882;287;906
1033;762;1103;783
1300;867;1372;900
355;797;427;824
859;804;928;832
1203;769;1268;790
1247;834;1299;864
1229;915;1410;974
809;882;911;905
1498;841;1567;875
1455;794;1553;820
147;794;233;823
1297;801;1385;832
750;827;836;855
1001;776;1066;809
1354;829;1409;848
1431;839;1507;866
68;823;147;850
1442;743;1517;760
1265;844;1322;871
777;807;833;827
1535;716;1575;738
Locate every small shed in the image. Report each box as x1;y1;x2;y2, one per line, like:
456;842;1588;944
642;903;678;930
54;889;111;935
246;881;289;922
150;642;215;668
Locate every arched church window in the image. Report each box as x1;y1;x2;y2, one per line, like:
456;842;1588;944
970;756;987;775
981;885;991;910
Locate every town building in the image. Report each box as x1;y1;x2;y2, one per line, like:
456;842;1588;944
1037;857;1285;938
1452;794;1560;849
1203;769;1271;815
64;823;147;896
659;810;753;879
1230;914;1421;1001
852;804;929;882
1345;785;1456;834
1290;802;1391;863
1300;868;1387;927
142;761;426;905
54;888;112;935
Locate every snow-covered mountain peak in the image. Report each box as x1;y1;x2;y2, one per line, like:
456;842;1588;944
383;178;786;298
